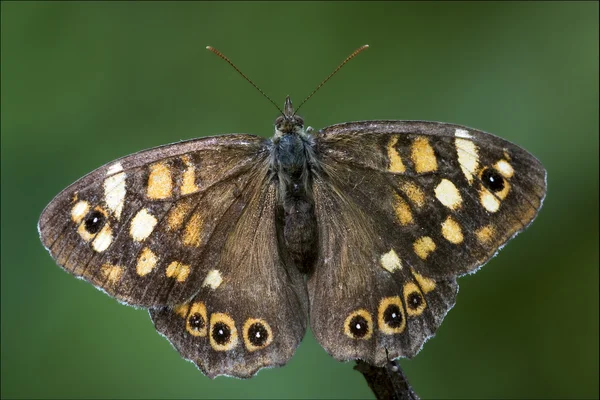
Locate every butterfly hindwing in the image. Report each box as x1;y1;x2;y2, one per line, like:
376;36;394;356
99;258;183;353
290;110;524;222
150;181;309;378
38;135;273;307
309;121;546;364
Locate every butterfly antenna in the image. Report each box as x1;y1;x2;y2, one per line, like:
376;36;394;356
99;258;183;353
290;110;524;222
294;44;369;115
206;46;284;115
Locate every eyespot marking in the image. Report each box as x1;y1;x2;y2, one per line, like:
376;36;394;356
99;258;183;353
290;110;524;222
147;162;172;199
456;138;479;184
100;263;123;285
403;282;426;316
400;182;426;207
180;155;200;195
434;179;463;210
186;302;208;337
104;170;126;220
411;136;438;173
441;216;464;244
183;211;203;247
380;249;402;273
243;318;273;352
210;313;238;351
343;309;373;340
202;269;223;289
71;201;90;224
136;247;158;276
387;136;406;173
378;296;406;335
165;261;191;282
130;209;157;242
413;236;436;260
394;194;413;225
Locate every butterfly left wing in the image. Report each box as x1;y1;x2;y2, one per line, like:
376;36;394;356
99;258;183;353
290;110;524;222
149;179;309;378
308;120;546;365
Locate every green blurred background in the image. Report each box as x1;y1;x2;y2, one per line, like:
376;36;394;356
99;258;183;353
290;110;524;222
2;2;598;399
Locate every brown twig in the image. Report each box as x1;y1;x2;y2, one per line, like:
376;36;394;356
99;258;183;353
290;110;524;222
354;356;420;400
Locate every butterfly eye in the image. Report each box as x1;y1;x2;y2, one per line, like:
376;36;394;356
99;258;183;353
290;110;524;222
185;302;208;337
84;210;106;234
378;296;406;335
403;282;427;317
243;318;273;352
343;309;373;340
209;313;238;351
481;167;505;192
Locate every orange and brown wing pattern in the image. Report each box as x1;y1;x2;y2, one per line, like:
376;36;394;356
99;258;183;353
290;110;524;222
38;135;271;307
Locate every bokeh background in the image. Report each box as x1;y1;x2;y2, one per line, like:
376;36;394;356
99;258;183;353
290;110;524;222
2;2;598;399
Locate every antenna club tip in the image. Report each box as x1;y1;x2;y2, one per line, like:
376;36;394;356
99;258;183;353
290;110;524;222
364;44;370;47
206;46;213;50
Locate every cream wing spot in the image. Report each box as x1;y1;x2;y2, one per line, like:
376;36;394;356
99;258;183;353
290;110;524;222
411;136;438;173
393;194;413;225
202;269;223;289
91;224;113;252
454;128;473;139
103;171;127;220
441;216;464;244
180;155;200;195
130;209;158;242
71;201;90;224
147;162;172;199
380;249;402;273
136;247;158;276
400;182;426;207
480;188;501;212
106;162;123;175
166;261;191;282
413;236;436;260
100;263;123;285
495;159;514;178
387;136;406;173
456;138;479;184
476;224;495;244
434;179;463;210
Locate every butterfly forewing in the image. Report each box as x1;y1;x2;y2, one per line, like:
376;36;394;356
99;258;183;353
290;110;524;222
308;121;546;364
38;135;272;307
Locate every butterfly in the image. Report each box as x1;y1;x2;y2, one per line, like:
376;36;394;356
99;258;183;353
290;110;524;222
38;45;547;379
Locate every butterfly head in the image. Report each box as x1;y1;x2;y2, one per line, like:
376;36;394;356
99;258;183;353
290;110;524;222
274;96;305;139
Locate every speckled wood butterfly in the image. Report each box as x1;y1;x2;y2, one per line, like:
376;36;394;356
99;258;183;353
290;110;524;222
38;45;546;378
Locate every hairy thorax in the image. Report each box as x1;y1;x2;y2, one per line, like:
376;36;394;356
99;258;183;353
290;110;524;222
271;132;318;275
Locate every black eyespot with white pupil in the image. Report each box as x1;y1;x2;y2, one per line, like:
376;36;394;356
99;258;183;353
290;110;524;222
247;322;269;347
212;322;231;345
383;304;403;328
407;292;423;310
482;168;505;192
349;315;369;338
84;210;106;234
188;313;205;331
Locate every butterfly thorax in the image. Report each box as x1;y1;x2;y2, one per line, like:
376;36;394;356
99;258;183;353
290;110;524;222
271;97;319;275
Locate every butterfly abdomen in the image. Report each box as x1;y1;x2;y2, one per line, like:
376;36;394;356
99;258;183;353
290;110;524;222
272;133;319;274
